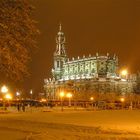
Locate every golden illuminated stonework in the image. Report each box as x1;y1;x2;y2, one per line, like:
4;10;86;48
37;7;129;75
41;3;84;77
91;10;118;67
44;24;137;100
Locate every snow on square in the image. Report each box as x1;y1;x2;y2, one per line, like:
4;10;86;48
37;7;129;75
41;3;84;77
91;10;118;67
0;107;140;140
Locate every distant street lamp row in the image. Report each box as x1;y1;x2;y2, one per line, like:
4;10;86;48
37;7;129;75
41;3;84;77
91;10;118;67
59;91;73;110
0;85;34;100
1;85;12;100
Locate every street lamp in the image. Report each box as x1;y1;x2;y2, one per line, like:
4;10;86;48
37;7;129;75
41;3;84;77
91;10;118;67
60;91;65;111
90;97;94;108
66;93;72;107
5;93;12;100
1;85;8;93
40;98;46;102
30;89;33;100
1;85;9;109
120;97;125;102
16;91;20;100
120;97;125;109
90;97;94;101
16;92;20;96
5;93;12;107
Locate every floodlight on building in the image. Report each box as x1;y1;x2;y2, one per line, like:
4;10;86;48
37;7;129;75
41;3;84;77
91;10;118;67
121;70;128;76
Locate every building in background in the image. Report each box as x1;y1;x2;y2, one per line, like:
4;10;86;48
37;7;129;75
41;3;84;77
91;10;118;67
44;24;137;100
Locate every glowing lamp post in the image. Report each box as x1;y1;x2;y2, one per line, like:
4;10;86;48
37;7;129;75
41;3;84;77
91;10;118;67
5;94;12;100
16;92;20;100
90;97;94;101
66;93;72;107
5;93;12;107
1;85;9;108
16;92;20;96
60;91;65;111
120;97;125;109
90;97;94;108
120;97;125;102
1;85;8;93
40;98;46;102
30;89;33;100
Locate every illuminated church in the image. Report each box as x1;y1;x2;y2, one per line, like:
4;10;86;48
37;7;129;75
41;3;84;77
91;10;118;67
44;24;136;100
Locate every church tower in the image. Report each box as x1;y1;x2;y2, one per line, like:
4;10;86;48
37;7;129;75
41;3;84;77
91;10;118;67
52;24;67;80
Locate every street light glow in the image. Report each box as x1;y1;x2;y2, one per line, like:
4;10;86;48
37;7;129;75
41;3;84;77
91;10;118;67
59;91;65;111
16;92;20;96
66;93;72;107
66;93;72;98
90;97;94;101
30;89;33;94
1;85;8;93
5;94;12;100
120;97;125;102
40;98;46;102
60;91;65;97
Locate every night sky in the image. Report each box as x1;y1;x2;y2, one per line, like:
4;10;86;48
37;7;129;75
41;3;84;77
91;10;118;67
25;0;140;95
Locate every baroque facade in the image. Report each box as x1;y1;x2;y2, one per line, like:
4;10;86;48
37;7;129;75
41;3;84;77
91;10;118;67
44;24;136;100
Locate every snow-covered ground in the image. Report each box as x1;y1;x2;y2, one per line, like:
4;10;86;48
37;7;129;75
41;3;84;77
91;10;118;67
0;107;140;140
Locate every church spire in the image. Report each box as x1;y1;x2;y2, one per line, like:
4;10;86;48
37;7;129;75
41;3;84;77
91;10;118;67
59;23;62;31
53;24;67;80
55;23;66;56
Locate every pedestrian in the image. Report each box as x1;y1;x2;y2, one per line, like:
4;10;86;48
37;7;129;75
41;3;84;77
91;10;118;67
22;103;25;112
17;103;21;112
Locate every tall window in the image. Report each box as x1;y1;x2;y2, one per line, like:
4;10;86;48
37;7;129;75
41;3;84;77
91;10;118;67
57;61;59;68
92;68;95;73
